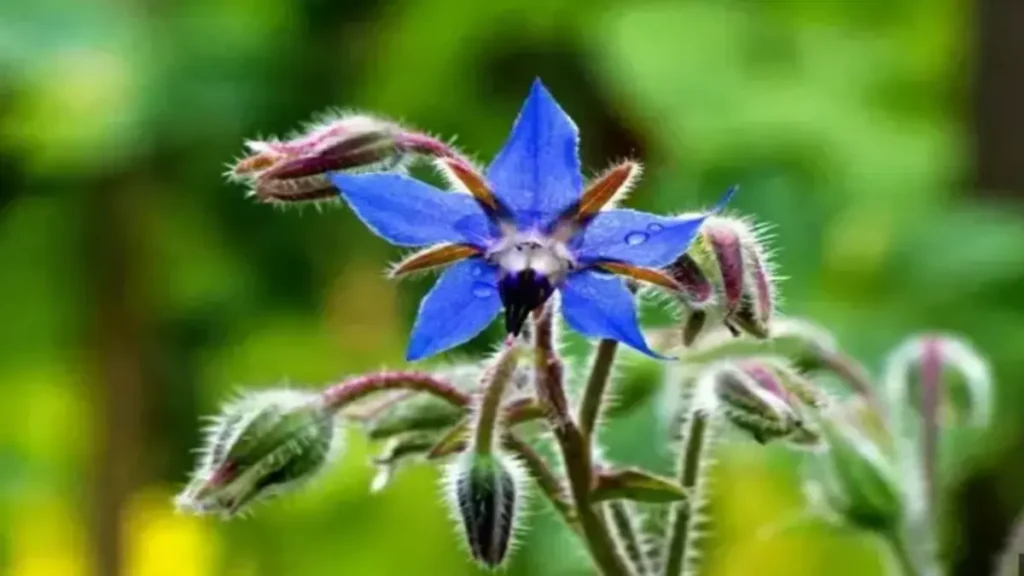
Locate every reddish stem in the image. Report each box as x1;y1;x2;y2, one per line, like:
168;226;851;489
322;372;469;412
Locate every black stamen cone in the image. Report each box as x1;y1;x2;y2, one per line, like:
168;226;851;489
499;269;554;336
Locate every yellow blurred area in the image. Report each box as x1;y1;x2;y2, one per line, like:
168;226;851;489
122;490;221;576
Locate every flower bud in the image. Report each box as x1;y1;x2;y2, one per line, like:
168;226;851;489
175;389;338;517
665;215;778;345
445;451;525;568
812;411;904;532
229;114;460;204
711;362;802;444
884;334;992;429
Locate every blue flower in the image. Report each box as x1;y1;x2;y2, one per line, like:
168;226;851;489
331;79;733;361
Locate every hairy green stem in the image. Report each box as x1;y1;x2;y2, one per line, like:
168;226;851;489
473;344;521;454
608;501;652;575
503;434;577;530
532;306;631;576
663;408;710;576
579;339;619;441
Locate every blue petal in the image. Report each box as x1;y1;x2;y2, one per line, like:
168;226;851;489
486;79;583;228
559;270;666;359
406;258;502;361
574;209;707;268
332;173;492;247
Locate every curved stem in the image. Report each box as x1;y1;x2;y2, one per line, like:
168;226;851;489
322;372;469;413
579;339;619;441
817;348;883;416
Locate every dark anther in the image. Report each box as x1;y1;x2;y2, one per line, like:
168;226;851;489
499;269;554;336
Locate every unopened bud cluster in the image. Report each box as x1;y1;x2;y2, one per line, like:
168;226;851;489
664;215;777;345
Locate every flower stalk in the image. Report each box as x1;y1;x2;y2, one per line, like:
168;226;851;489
322;371;469;413
662;406;712;576
579;339;619;441
533;307;631;576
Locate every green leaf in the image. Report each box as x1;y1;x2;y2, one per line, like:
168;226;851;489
591;468;688;504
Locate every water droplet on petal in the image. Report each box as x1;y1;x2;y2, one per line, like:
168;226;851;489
624;232;649;245
647;223;664;233
472;283;495;298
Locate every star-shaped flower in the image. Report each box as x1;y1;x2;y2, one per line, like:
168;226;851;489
331;79;732;361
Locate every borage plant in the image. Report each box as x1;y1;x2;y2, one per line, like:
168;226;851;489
177;79;996;576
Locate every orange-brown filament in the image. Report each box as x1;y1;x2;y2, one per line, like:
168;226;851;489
598;261;683;292
576;162;638;219
439;157;498;211
390;243;481;277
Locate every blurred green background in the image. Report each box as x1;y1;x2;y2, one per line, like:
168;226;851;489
2;0;1024;574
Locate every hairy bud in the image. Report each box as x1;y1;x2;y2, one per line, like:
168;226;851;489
445;452;525;568
812;411;904;532
176;389;338;517
708;358;823;445
712;363;800;444
665;215;778;345
229;113;459;203
885;334;993;429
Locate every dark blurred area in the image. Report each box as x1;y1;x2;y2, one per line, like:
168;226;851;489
1;0;1023;575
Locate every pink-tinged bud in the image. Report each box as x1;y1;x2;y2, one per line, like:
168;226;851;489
884;334;992;429
664;254;716;309
666;215;778;345
708;358;825;446
884;334;992;521
228;113;462;204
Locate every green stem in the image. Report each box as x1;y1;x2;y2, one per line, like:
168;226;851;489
579;339;620;441
503;434;577;530
663;408;710;576
608;501;652;575
532;306;631;576
473;344;521;454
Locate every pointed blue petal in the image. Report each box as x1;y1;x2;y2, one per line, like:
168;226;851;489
486;79;583;228
574;209;706;268
559;270;666;359
575;186;738;266
332;173;492;247
406;258;502;361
